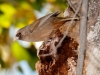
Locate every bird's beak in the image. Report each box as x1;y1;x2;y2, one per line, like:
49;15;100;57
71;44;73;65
13;37;19;41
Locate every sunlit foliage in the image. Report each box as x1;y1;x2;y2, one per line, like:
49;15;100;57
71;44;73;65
0;0;66;70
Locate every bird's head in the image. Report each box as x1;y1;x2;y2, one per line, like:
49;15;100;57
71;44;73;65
14;27;29;41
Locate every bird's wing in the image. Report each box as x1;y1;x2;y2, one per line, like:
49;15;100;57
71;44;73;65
29;11;60;33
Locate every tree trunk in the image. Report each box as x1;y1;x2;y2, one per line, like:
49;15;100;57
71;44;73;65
36;0;100;75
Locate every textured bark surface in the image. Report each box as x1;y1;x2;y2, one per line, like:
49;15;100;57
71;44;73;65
36;31;79;75
85;0;100;75
36;0;100;75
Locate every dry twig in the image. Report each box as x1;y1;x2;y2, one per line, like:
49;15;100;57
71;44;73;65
56;0;82;49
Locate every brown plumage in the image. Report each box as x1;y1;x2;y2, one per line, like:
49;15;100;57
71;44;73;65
14;12;78;42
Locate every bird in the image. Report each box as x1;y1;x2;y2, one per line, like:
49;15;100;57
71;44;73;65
14;11;78;42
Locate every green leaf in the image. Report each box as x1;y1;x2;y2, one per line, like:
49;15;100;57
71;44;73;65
11;42;32;61
0;3;16;28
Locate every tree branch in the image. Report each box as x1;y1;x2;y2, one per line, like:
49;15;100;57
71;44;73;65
56;0;82;49
76;0;88;75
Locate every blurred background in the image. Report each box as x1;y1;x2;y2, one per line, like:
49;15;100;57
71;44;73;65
0;0;66;75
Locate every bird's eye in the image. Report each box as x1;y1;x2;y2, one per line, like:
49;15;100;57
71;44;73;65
16;33;21;39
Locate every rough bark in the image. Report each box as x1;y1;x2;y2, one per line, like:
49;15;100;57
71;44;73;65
36;0;100;75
